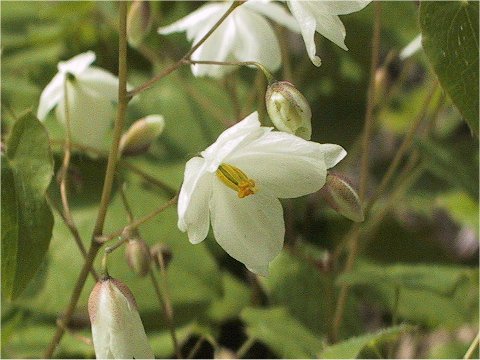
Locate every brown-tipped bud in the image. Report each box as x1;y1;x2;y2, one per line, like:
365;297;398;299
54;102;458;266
150;243;173;270
127;0;153;48
119;115;165;156
88;277;154;359
214;347;238;359
125;238;152;277
265;81;312;140
320;173;364;222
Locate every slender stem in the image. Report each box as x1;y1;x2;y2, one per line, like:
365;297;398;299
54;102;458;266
59;78;98;280
236;336;256;358
149;265;181;358
55;319;93;346
464;332;480;360
128;1;243;98
388;286;401;358
187;336;205;359
331;2;382;342
99;195;178;244
44;4;129;357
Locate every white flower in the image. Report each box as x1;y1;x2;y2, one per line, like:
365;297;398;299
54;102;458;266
286;0;371;66
88;277;155;359
177;111;346;275
158;1;299;78
37;51;119;151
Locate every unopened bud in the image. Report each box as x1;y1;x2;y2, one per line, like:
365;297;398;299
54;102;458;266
127;0;153;48
119;115;165;156
125;238;151;277
215;347;238;359
320;173;364;222
150;243;173;270
265;81;312;140
88;277;154;359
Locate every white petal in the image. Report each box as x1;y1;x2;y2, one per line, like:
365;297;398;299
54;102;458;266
158;3;223;37
399;34;422;60
190;16;237;78
232;8;281;73
210;179;284;276
227;131;330;198
56;81;114;151
319;143;347;169
245;1;300;33
201;112;269;172
177;157;212;244
320;0;371;15
37;72;64;120
58;51;96;75
287;1;322;66
313;12;348;51
77;67;119;102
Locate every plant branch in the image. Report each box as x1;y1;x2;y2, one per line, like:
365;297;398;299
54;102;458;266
128;1;243;98
44;3;129;357
464;332;480;360
331;2;382;342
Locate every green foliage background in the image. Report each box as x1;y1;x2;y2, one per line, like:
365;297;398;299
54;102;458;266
1;1;478;359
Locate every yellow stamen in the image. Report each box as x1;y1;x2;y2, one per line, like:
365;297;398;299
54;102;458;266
216;163;257;198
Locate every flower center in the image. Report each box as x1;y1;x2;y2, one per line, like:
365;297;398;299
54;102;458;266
216;163;257;198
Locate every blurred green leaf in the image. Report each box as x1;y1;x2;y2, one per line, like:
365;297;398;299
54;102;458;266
1;112;54;300
241;307;323;358
338;261;474;296
428;338;473;359
320;325;412;359
420;1;479;135
435;191;479;235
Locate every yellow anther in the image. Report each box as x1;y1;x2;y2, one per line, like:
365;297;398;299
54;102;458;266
216;163;257;198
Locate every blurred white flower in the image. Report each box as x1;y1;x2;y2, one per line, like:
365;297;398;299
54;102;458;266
88;277;154;359
158;1;299;78
37;51;119;151
399;34;422;60
286;0;371;66
177;111;346;275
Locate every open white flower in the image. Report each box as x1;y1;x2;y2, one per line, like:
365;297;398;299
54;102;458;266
177;112;346;275
37;51;119;151
286;0;371;66
158;1;299;78
88;277;154;359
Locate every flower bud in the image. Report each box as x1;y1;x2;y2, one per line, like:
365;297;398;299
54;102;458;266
150;243;173;270
125;237;152;277
320;173;364;222
265;81;312;140
214;347;238;359
88;277;154;359
127;0;153;48
119;115;165;156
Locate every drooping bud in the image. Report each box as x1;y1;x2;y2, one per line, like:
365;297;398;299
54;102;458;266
125;237;152;277
119;115;165;156
320;173;364;222
265;81;312;140
127;0;153;48
88;277;155;359
150;243;173;270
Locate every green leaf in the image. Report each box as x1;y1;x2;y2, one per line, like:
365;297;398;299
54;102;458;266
240;307;324;358
435;191;479;235
320;325;412;359
1;112;54;300
420;1;479;135
337;261;473;296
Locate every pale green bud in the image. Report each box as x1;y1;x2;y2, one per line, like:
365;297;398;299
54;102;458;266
125;237;151;277
320;173;364;222
119;115;165;156
127;0;153;48
265;81;312;140
88;277;154;359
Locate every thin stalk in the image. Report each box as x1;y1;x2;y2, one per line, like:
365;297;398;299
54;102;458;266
120;160;177;197
60;79;97;280
44;3;129;357
149;265;181;358
464;332;480;360
331;2;382;342
187;336;205;359
128;1;243;98
236;337;256;358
